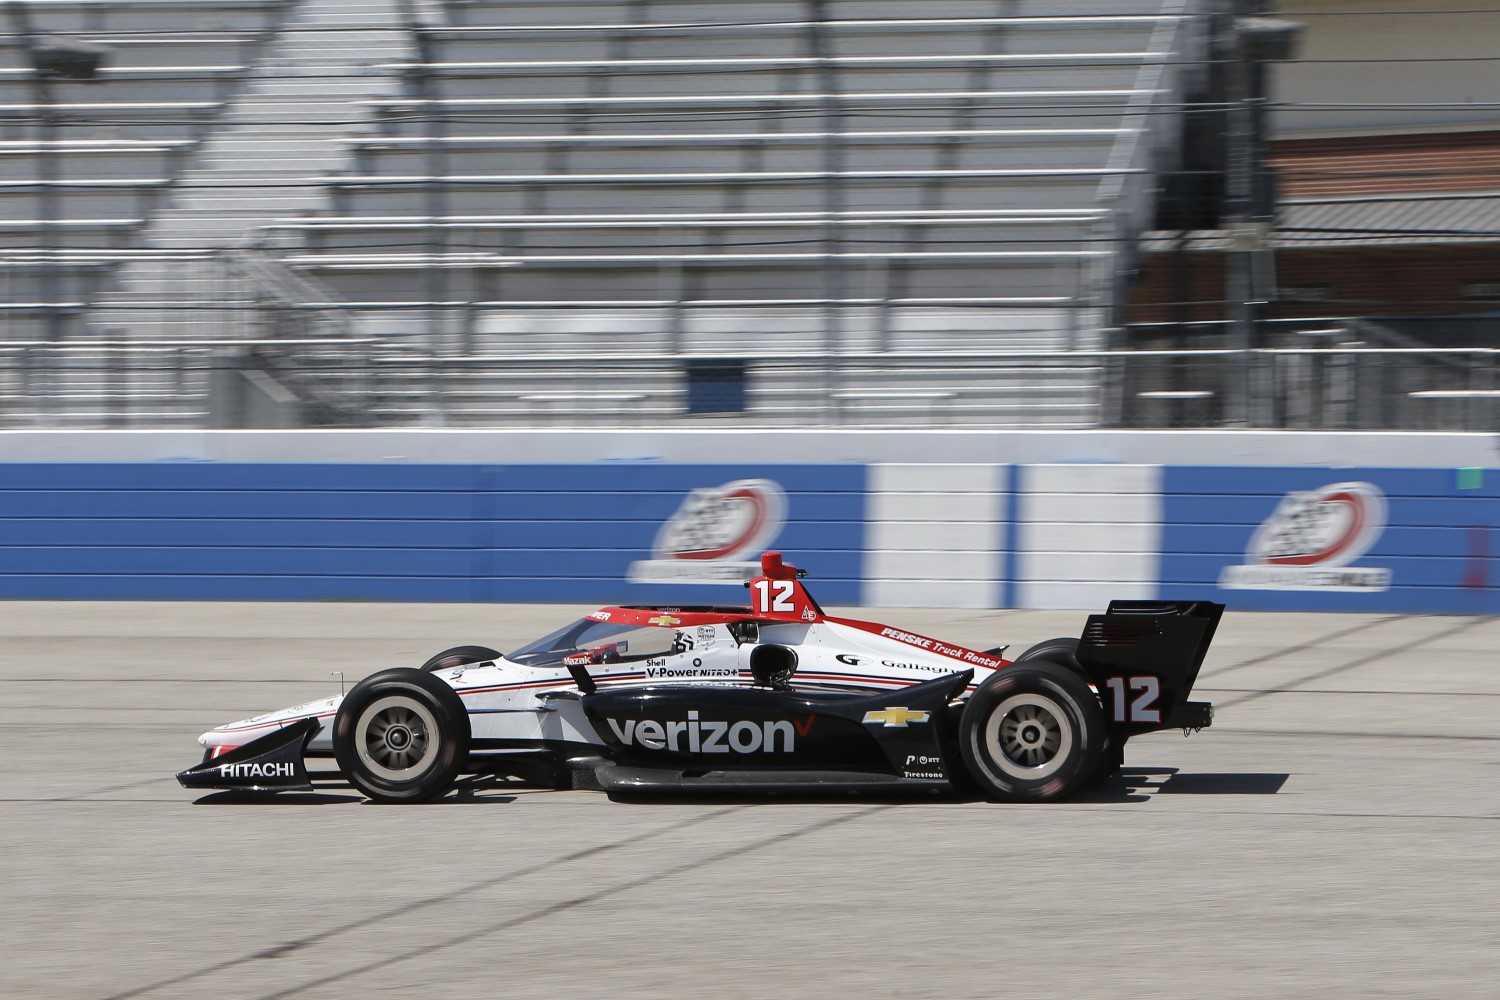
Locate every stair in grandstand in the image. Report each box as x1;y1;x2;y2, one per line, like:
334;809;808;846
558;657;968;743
83;0;429;340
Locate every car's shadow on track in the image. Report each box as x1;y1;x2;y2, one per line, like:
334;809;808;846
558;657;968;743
192;770;1291;807
603;768;1291;807
1067;767;1291;804
193;790;367;805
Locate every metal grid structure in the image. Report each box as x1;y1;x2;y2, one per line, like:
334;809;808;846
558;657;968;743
2;0;1496;429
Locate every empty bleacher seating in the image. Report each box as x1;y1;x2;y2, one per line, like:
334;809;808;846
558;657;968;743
1;0;1206;428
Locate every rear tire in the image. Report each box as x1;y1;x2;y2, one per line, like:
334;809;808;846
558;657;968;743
334;668;470;803
959;661;1104;802
421;645;501;672
1014;636;1082;671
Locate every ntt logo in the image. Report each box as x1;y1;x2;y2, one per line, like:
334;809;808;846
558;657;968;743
1221;482;1392;592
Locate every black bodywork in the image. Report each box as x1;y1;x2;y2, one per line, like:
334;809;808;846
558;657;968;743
177;717;320;792
1076;599;1222;734
578;670;972;790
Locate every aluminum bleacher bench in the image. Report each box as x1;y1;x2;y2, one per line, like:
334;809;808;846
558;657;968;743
270;209;1107;228
366;88;1159;111
280;249;1107;266
322;167;1138;186
0;101;224;118
0;140;194;154
376;51;1163;76
0;65;245;81
0;218;145;230
347;128;1128;148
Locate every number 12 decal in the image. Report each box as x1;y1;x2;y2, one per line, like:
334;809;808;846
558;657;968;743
1104;676;1161;724
751;578;795;613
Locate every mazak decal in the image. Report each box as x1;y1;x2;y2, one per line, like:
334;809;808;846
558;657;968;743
628;479;788;584
606;710;814;753
1220;482;1392;592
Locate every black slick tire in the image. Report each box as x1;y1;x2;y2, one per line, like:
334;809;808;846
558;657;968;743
959;661;1105;802
421;645;501;672
1013;636;1082;671
333;668;471;803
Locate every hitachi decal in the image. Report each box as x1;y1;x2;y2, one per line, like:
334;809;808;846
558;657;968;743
605;710;811;753
218;762;296;779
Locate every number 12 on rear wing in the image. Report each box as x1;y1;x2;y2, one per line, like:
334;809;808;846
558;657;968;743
1074;600;1224;734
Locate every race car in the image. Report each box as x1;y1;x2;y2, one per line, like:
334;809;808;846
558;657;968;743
178;552;1222;804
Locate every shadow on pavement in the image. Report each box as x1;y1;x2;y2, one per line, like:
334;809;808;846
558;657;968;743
193;790;366;805
1158;771;1291;795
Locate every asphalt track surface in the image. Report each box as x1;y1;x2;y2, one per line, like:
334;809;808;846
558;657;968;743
3;603;1497;999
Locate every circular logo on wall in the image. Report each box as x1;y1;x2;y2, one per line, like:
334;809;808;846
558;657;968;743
1221;482;1392;591
628;479;787;584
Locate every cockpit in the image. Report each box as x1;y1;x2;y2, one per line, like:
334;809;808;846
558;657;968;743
505;612;757;669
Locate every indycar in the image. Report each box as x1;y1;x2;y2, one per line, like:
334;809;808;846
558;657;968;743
178;552;1222;804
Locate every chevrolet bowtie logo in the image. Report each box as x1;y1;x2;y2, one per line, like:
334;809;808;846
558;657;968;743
862;707;931;728
648;614;682;627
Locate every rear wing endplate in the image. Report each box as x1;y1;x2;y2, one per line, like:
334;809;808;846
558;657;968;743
1075;600;1225;732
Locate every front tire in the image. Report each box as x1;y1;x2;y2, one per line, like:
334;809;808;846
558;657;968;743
959;661;1104;802
421;645;501;672
333;668;470;803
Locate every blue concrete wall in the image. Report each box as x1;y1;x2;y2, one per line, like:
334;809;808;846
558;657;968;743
0;463;867;603
1158;466;1498;614
2;458;1496;613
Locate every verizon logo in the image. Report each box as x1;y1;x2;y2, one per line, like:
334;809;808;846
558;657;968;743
606;710;814;754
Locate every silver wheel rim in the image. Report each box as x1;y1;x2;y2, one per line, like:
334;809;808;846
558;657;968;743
355;695;440;781
983;692;1073;781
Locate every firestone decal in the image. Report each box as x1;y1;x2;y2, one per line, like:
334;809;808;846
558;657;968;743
1220;481;1392;592
903;754;945;780
627;479;788;584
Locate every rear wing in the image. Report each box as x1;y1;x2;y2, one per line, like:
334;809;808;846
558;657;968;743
1075;600;1225;733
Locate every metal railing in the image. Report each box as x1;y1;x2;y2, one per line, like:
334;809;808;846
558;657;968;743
1115;347;1500;430
5;342;1499;430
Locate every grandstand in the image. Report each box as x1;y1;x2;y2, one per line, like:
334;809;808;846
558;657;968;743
7;0;1488;431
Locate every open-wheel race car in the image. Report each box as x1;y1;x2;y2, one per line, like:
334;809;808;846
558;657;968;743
178;552;1222;803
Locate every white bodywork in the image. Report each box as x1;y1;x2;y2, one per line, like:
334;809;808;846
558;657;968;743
198;617;1010;756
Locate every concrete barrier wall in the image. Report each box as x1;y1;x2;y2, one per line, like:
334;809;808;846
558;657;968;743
0;431;1494;611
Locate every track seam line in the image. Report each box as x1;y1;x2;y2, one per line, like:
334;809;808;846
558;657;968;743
101;804;749;1000
1201;615;1405;679
1215;615;1493;709
244;805;887;1000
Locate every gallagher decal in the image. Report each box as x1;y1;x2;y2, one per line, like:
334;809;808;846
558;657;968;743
1220;482;1392;592
628;479;788;584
